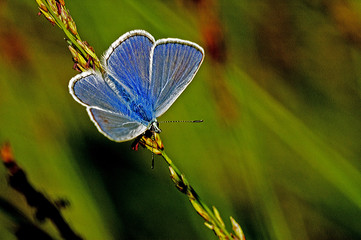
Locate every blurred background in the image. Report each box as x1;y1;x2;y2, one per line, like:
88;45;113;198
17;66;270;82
1;0;361;239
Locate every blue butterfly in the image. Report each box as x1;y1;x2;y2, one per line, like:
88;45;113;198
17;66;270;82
69;30;204;142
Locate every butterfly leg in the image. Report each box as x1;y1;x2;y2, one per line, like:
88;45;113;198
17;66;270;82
151;133;155;169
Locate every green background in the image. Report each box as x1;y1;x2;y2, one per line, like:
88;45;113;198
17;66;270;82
1;0;361;239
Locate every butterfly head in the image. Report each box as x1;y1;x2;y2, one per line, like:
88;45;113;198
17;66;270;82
149;120;161;133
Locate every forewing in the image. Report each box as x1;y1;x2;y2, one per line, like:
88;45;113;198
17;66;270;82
69;70;124;113
149;39;204;117
88;108;147;142
103;30;155;100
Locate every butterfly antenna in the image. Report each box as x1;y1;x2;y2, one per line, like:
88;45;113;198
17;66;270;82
159;120;204;123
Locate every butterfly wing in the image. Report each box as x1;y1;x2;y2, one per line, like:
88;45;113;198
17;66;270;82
69;70;146;142
69;70;123;112
88;108;147;142
103;30;156;124
149;39;204;117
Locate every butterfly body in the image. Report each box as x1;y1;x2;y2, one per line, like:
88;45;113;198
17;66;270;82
69;30;204;142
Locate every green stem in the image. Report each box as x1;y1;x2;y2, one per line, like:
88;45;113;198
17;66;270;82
161;151;233;239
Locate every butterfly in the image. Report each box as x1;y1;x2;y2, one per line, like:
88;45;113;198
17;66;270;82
69;30;204;142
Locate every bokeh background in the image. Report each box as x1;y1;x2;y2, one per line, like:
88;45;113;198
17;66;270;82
1;0;361;239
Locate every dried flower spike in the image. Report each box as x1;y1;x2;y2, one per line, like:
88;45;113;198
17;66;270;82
36;0;102;72
136;131;164;155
